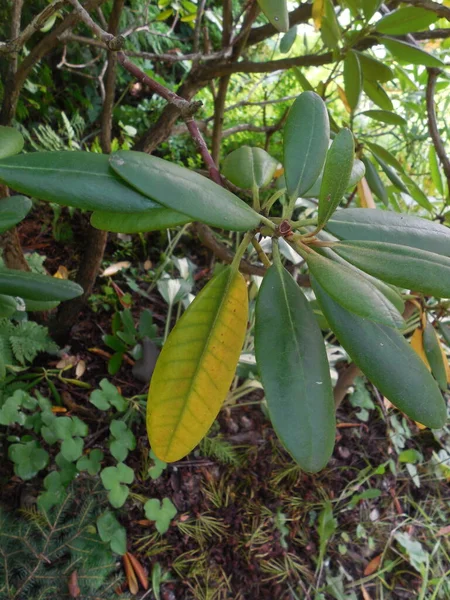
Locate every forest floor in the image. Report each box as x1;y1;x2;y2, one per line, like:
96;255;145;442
1;209;450;600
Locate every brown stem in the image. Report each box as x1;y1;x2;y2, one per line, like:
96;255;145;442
426;67;450;191
211;76;231;165
52;0;125;337
185;119;222;184
192;222;266;277
116;52;200;117
193;0;207;54
193;222;311;286
0;1;65;55
133;79;204;153
0;0;107;125
51;226;108;338
334;363;361;408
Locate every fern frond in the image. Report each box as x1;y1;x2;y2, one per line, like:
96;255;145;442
199;435;240;466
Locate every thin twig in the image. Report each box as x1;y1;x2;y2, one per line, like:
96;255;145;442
193;0;207;54
185;119;222;184
0;0;65;55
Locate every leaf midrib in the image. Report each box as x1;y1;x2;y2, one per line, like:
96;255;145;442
162;268;237;456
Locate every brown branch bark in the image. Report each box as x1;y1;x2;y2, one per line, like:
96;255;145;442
334;363;362;408
0;0;24;126
426;67;450;191
192;222;311;287
133;78;204;153
0;1;65;55
211;76;231;165
0;0;107;125
400;0;450;19
52;0;124;337
193;0;207;54
0;1;30;273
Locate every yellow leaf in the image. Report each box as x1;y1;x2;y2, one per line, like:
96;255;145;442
439;339;450;383
181;13;196;22
336;84;351;114
410;323;431;429
147;267;248;462
312;0;325;29
357;177;376;208
410;327;431;371
54;265;69;279
156;8;173;20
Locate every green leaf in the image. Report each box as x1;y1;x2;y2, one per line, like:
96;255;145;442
318;501;337;561
363;79;393;111
398;449;422;464
333;240;450;299
395;532;428;572
148;450;167;480
423;323;447;391
312;278;447;428
326;208;450;257
356;51;394;82
110;151;260;232
139;309;156;338
101;463;134;508
319;240;405;314
292;67;314;92
0;269;83;301
362;0;382;21
283;92;330;199
303;158;365;198
144;497;177;534
24;299;60;312
376;6;437;35
374;156;408;193
9;440;49;480
90;379;127;411
361;157;388;206
110;420;136;462
90;208;190;233
381;37;445;68
222;146;278;189
60;437;84;462
0;127;24;159
344;51;362;111
439;322;450;346
348;488;381;508
0;152;168;213
399;171;433;211
255;245;335;472
97;511;127;555
280;26;297;53
360;110;406;126
364;141;403;172
257;0;289;32
429;145;444;197
76;449;104;475
0;294;18;318
305;249;404;328
0;196;32;233
321;0;341;50
318;128;354;227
